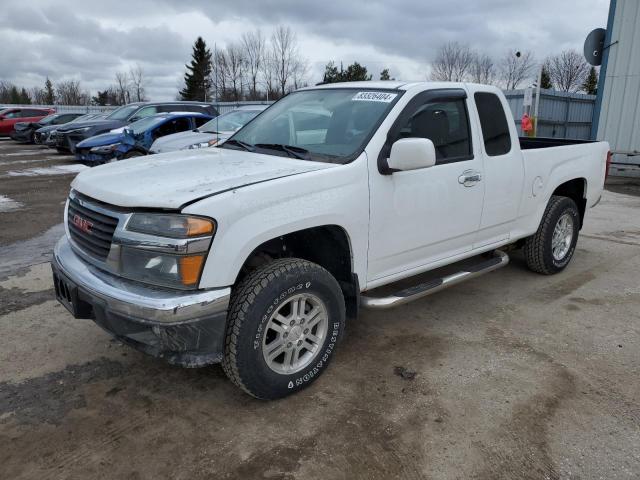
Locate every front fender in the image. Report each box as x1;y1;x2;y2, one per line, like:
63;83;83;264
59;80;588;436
183;158;369;289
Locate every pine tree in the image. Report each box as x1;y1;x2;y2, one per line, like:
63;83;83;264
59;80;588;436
342;62;372;81
322;61;341;83
582;66;598;95
540;66;552;89
44;77;56;104
179;37;213;101
380;68;391;80
19;88;31;104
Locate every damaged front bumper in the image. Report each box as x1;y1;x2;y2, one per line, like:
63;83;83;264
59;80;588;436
51;236;231;367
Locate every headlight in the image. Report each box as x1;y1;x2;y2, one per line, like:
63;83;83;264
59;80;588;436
126;213;214;238
119;247;206;289
182;139;218;150
118;213;216;289
69;127;92;133
90;143;120;154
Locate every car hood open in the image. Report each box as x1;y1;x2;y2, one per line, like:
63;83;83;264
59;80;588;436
71;147;337;209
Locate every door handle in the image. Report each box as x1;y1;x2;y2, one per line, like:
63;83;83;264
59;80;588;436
458;170;482;187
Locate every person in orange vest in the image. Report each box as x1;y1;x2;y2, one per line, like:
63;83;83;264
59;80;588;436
521;113;534;136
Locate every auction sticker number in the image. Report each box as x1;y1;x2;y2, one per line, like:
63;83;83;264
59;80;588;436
352;91;397;103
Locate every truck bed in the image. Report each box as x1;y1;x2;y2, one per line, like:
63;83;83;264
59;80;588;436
519;136;595;150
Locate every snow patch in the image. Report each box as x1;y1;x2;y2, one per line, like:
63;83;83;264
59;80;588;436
5;164;88;177
0;195;24;212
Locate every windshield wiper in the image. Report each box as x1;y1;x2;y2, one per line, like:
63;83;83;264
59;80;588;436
224;139;255;151
254;143;310;160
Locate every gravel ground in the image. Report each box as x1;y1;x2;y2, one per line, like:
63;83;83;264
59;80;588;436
1;138;639;479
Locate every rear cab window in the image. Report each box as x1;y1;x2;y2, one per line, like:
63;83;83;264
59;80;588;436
474;92;512;156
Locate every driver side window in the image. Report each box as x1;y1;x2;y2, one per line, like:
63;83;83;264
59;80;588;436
394;99;472;164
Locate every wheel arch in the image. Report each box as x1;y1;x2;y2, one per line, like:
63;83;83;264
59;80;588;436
234;224;360;318
551;177;587;228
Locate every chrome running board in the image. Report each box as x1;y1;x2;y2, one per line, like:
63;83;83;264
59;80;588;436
361;250;509;310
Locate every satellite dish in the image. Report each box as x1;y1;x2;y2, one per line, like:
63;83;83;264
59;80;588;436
584;28;606;66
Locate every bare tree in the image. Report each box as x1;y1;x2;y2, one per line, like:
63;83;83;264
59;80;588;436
242;30;265;100
544;49;590;92
114;71;131;104
291;57;309;90
271;25;298;97
128;64;147;102
430;42;474;82
499;50;535;90
260;48;278;100
225;42;246;100
56;80;89;105
469;52;495;85
30;86;48;105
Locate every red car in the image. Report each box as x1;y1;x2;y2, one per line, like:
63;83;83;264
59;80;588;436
0;107;55;136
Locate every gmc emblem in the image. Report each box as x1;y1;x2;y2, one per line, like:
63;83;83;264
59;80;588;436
72;214;93;234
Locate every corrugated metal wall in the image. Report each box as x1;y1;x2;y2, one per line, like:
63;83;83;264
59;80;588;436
596;0;640;176
505;89;596;139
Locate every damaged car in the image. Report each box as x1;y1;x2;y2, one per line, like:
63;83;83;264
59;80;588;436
11;112;86;143
149;105;268;153
36;113;107;146
75;112;213;164
54;101;219;154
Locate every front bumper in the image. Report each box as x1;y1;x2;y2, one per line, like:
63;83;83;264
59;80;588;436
51;236;231;367
10;130;31;142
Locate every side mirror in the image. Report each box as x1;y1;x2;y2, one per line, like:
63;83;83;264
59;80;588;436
388;138;436;171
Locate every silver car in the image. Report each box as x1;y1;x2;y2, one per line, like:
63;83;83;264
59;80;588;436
149;105;268;154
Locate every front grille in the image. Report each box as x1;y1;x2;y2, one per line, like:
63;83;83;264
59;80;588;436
67;196;119;261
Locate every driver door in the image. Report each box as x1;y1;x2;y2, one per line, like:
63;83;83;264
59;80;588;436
367;89;485;284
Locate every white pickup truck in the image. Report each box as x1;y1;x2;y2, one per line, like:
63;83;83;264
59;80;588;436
51;81;610;399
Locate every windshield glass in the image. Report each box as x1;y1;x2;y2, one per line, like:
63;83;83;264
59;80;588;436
224;89;402;163
200;110;261;133
128;116;165;135
106;104;139;121
39;114;59;125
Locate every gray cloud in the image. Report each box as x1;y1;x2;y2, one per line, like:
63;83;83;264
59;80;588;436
0;0;610;100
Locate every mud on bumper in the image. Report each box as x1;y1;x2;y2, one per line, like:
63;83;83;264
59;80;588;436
51;236;231;367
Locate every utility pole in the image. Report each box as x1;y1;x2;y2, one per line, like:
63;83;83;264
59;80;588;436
533;64;543;137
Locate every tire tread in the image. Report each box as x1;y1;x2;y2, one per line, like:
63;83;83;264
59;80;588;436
222;258;318;399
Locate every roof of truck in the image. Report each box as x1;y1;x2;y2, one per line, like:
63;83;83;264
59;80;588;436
303;81;498;92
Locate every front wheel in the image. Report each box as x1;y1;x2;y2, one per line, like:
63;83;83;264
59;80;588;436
523;195;580;274
222;258;345;399
123;150;144;159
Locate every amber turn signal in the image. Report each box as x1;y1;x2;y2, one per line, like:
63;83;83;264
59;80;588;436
179;255;206;286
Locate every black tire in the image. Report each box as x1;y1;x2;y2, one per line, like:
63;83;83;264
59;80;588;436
523;195;580;275
222;258;346;399
123;150;144;159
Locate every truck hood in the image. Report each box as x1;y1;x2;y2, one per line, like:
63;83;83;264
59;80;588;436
71;147;337;209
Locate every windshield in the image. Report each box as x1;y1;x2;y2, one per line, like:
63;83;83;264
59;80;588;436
106;104;139;121
39;114;59;125
200;110;261;133
224;89;402;163
127;115;165;135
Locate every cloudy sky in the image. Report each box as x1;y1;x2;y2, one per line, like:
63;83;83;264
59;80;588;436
0;0;610;100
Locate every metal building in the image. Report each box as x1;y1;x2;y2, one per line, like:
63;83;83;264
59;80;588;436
595;0;640;177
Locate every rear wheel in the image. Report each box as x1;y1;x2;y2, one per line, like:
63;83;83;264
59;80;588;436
523;195;580;274
222;258;345;399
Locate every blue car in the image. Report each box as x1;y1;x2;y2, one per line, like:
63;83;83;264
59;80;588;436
75;112;213;164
